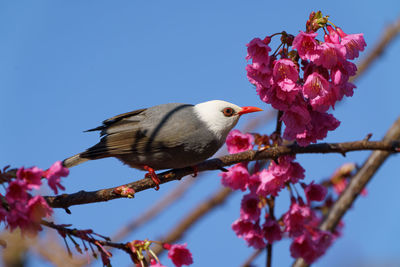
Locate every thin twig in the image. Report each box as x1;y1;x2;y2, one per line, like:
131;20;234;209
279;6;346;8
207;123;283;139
292;117;400;267
266;196;275;267
41;220;130;253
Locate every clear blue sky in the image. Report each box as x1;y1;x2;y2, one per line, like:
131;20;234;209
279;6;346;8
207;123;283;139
1;1;400;266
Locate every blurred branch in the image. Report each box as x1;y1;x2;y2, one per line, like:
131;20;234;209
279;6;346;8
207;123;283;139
44;139;400;209
33;231;87;267
241;249;263;267
112;178;195;242
292;117;400;267
1;230;28;267
350;15;400;83
151;186;233;255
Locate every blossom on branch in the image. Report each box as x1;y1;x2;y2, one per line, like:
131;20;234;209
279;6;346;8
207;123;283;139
164;243;194;267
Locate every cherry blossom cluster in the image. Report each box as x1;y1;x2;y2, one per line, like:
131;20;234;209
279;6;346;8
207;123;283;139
220;12;366;262
246;11;366;146
0;161;69;235
221;130;338;263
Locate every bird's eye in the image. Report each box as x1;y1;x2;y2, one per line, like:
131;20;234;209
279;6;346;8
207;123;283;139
222;107;235;117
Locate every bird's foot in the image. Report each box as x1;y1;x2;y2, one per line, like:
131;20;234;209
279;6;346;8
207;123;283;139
143;165;160;191
191;165;199;177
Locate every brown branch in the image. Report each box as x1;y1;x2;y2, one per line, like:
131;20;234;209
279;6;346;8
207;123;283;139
350;15;400;83
241;249;263;267
151;186;233;255
292;117;400;267
44;139;400;209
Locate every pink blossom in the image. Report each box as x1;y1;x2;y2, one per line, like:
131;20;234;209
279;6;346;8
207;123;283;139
292;31;320;61
45;161;69;194
262;218;282;244
303;62;330;82
232;218;255;238
232;219;266;249
226;130;254;154
273;59;299;91
326;25;340;44
220;163;249;191
281;101;311;133
313;42;346;69
28;195;53;223
247;173;262;194
23;196;53;234
290;232;315;263
243;224;266;249
303;181;327;202
267;84;301;111
6;201;29;231
283;201;314;237
246;64;273;91
246;37;272;67
165;243;193;267
302;72;333;112
330;61;357;101
290;230;334;264
256;156;305;197
337;27;366;60
256;169;285;197
333;178;347;195
286;160;306;184
240;193;261;221
6;179;29;203
285;111;340;146
16;166;44;190
331;60;357;85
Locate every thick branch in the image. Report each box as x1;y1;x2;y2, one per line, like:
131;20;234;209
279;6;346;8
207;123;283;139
292;117;400;267
44;140;399;209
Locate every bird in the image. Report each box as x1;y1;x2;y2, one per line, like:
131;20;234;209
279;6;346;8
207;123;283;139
63;100;262;189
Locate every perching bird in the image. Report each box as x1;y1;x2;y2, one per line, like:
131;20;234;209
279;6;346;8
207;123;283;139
63;100;262;188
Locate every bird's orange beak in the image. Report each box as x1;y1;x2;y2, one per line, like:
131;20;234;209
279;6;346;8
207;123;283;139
238;106;263;115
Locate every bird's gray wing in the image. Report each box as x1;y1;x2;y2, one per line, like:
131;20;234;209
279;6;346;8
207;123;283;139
84;108;147;136
80;104;198;159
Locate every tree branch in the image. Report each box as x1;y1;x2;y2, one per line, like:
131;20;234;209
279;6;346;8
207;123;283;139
350;15;400;83
151;186;233;255
44;139;400;209
292;117;400;267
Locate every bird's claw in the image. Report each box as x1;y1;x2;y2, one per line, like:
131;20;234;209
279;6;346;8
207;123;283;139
143;165;160;191
191;166;199;177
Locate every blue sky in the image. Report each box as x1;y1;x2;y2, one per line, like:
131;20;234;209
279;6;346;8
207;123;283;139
1;1;400;266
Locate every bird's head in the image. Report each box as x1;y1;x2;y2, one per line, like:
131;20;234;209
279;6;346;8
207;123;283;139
194;100;262;140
